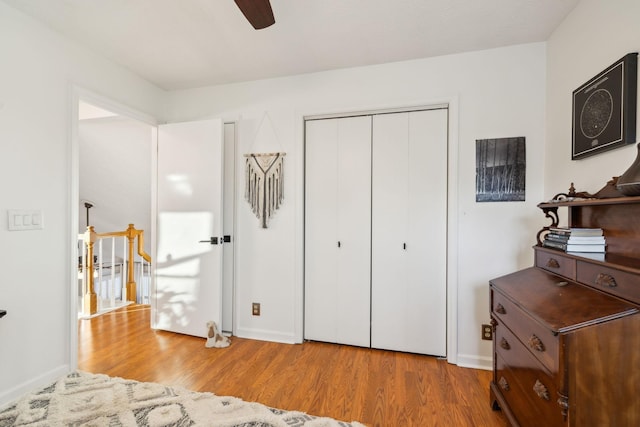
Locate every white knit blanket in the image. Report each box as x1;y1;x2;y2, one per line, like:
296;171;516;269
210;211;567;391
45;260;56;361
0;371;366;427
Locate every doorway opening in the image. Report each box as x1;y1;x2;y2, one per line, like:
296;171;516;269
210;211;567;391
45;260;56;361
69;89;237;370
77;100;154;317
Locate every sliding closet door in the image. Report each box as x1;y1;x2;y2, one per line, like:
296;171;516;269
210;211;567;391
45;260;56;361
304;116;372;347
371;109;448;356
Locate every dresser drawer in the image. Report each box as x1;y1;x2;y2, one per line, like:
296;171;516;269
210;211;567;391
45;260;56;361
495;322;565;426
494;355;535;427
492;290;559;374
576;261;640;305
494;351;565;427
536;249;576;280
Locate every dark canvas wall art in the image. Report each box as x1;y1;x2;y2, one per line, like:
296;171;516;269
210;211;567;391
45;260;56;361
476;137;526;202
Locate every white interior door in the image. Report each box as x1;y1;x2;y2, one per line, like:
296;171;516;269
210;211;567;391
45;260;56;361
371;109;448;356
154;119;224;338
304;116;372;347
221;122;235;334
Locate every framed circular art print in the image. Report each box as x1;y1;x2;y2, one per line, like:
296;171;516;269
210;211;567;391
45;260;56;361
572;53;638;160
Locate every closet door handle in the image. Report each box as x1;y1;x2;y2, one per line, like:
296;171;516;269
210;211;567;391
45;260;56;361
337;241;341;248
403;243;407;250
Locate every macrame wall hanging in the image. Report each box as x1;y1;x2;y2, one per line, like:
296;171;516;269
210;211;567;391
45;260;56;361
244;112;286;228
244;152;285;228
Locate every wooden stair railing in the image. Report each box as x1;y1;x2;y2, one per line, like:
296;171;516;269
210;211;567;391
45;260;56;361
81;224;152;316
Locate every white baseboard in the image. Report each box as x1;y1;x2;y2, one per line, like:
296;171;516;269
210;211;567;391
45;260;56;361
235;327;298;344
456;353;493;371
0;365;69;409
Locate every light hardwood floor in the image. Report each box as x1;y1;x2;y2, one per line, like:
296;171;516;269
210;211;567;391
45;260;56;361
78;305;507;427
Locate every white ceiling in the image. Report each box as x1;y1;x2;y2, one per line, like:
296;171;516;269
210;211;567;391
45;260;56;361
2;0;579;91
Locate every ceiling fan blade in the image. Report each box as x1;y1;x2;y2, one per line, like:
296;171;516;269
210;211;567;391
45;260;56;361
234;0;275;30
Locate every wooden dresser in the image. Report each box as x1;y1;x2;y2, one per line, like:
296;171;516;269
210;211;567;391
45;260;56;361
489;196;640;427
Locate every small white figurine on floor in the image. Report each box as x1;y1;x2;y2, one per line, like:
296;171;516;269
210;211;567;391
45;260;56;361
205;321;231;348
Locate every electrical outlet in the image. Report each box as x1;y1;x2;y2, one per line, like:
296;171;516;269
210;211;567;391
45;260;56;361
482;324;493;340
252;303;261;316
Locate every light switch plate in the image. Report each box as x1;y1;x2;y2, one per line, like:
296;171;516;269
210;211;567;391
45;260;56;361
8;210;44;231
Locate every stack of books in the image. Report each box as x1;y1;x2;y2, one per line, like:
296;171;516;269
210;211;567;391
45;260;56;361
543;227;606;253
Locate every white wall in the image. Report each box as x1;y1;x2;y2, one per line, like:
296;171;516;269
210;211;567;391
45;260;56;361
166;42;547;368
0;2;164;406
546;0;640;203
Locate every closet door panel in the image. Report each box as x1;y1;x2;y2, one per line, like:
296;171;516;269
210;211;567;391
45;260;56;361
336;116;372;347
406;109;447;356
304;116;372;347
371;113;410;351
304;119;340;343
371;109;448;356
